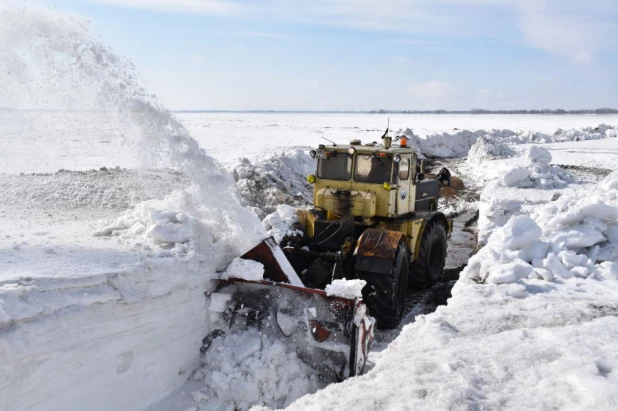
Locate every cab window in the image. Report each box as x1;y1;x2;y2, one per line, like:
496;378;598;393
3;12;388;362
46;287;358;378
399;158;410;180
317;153;352;180
354;155;392;183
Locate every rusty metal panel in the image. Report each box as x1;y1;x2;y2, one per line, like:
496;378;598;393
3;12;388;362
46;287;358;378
354;228;405;260
383;219;421;261
241;237;303;285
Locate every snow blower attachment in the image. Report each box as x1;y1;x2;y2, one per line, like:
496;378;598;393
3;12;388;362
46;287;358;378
205;237;375;381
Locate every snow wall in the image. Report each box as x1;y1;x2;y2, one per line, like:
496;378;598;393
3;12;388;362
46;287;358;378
0;6;264;410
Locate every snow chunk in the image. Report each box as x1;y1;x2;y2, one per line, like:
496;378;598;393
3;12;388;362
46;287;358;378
487;215;542;250
209;293;233;313
235;336;262;363
199;330;318;410
501;166;530;187
599;170;618;191
262;205;299;243
221;258;264;282
497;146;572;190
485;259;533;284
325;279;367;299
607;225;618;243
597;244;618;262
525;146;552;165
547;225;607;249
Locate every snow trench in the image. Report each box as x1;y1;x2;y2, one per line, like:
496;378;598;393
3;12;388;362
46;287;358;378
283;157;618;411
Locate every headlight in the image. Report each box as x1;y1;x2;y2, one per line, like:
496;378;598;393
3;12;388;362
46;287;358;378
383;182;392;191
307;174;316;184
393;155;401;163
309;150;317;159
348;147;356;155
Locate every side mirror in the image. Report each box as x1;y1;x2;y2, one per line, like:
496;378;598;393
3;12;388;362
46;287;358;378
420;159;426;174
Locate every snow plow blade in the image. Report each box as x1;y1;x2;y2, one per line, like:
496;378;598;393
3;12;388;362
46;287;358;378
204;238;375;381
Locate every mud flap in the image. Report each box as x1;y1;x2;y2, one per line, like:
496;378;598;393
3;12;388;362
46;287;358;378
354;228;406;274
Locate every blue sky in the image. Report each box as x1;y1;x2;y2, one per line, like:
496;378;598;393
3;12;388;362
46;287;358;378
46;1;618;110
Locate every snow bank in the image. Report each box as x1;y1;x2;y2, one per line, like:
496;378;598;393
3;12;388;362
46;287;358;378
475;146;574;244
0;261;212;410
234;149;315;217
0;6;267;411
0;168;189;210
93;186;264;263
466;135;516;164
466;168;618;285
399;124;618;159
286;277;618;411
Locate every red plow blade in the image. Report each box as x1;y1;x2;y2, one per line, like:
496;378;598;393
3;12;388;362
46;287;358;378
203;238;375;380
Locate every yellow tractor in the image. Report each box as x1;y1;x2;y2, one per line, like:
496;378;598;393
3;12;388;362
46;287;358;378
206;133;451;380
293;134;450;328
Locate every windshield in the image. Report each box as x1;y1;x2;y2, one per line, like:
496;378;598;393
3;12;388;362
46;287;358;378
317;153;352;180
354;155;392;183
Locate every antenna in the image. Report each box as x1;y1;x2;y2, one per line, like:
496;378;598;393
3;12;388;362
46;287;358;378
322;136;337;146
381;118;390;139
381;118;392;149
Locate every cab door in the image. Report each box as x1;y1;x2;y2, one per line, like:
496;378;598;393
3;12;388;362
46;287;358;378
396;155;412;214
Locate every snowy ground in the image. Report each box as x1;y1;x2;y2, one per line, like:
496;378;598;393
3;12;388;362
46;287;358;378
2;111;618;411
3;7;618;410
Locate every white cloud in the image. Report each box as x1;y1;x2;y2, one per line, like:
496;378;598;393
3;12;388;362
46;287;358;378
231;31;291;39
513;0;611;64
82;0;617;62
410;81;451;99
84;0;243;15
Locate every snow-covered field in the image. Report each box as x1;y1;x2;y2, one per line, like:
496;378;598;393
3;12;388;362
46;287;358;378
2;112;617;411
3;111;618;174
2;6;618;411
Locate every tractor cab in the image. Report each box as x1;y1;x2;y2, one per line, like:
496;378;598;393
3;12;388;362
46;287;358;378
306;136;439;222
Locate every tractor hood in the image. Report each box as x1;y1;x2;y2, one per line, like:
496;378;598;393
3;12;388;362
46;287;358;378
315;188;377;218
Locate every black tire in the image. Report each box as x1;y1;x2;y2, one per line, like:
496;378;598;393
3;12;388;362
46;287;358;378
358;243;408;330
410;220;448;289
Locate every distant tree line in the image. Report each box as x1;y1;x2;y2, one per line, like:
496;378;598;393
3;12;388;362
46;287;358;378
370;108;618;115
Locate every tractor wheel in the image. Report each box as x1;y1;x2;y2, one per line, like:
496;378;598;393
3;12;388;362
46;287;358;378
358;243;408;330
410;220;447;289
